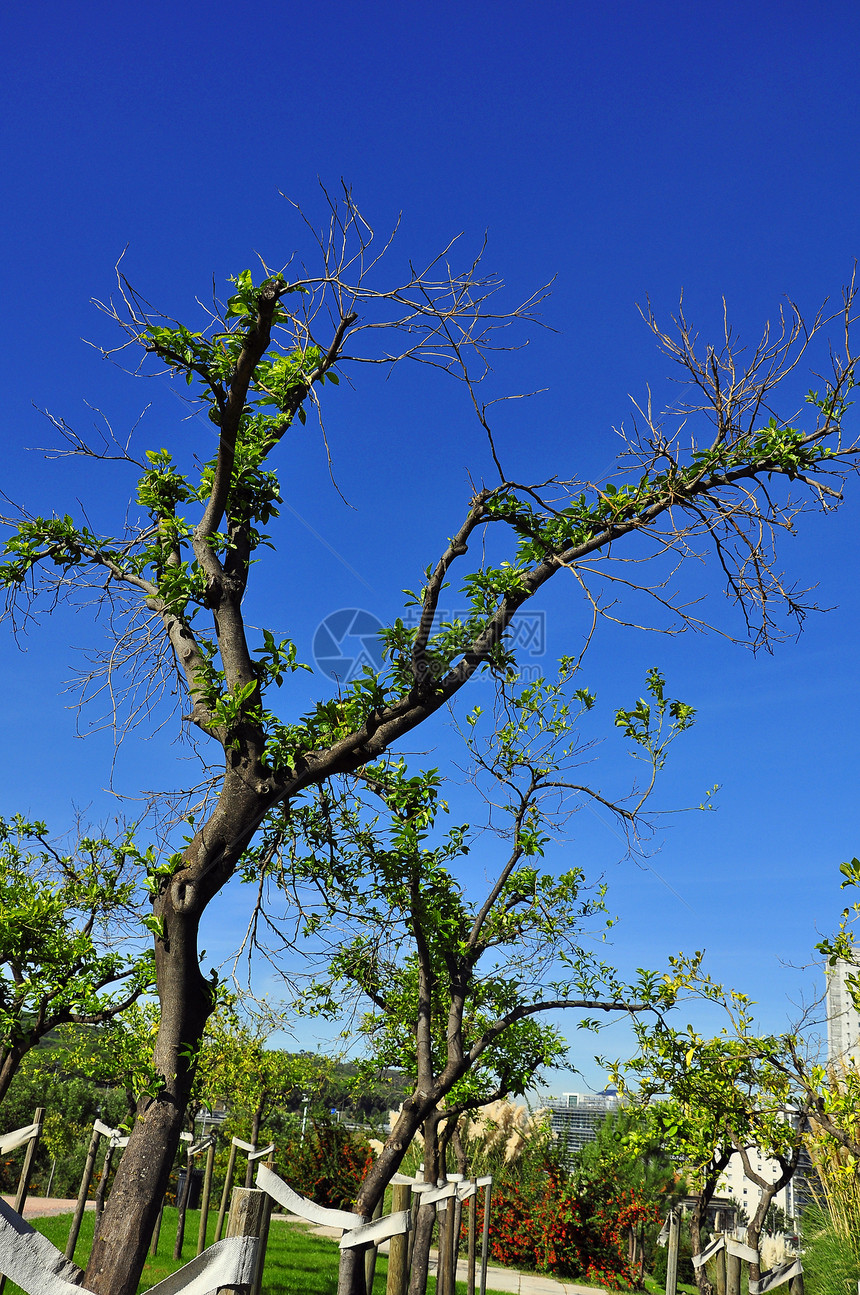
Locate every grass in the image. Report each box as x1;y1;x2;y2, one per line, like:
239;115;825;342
8;1207;517;1294
643;1275;697;1295
799;1201;860;1295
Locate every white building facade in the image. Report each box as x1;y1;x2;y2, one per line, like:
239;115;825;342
716;1146;796;1222
826;958;860;1066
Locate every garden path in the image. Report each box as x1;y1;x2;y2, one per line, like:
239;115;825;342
0;1197;94;1219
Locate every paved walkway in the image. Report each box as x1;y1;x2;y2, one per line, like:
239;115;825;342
273;1212;602;1295
1;1196;94;1219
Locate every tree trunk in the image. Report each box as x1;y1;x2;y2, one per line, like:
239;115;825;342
93;1144;114;1237
0;1045;28;1108
336;1095;436;1295
691;1199;715;1295
244;1106;263;1189
408;1113;444;1295
747;1186;776;1286
83;767;269;1295
83;900;214;1295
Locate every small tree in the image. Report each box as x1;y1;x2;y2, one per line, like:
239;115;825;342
0;815;153;1108
573;1106;685;1281
196;998;330;1180
0;1035;130;1197
57;1003;165;1126
614;973;810;1292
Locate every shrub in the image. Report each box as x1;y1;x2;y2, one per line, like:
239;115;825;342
277;1117;373;1211
472;1171;661;1289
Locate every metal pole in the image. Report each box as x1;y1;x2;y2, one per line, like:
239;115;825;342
479;1178;492;1295
467;1182;477;1295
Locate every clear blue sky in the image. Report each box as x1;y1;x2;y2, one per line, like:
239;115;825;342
3;0;859;1092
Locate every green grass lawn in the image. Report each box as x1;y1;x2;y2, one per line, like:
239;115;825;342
643;1274;696;1295
10;1208;514;1295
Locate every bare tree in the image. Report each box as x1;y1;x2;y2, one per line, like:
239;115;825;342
1;191;858;1295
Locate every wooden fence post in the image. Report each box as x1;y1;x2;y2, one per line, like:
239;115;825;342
215;1139;239;1242
222;1187;267;1295
436;1196;450;1295
0;1110;45;1295
251;1161;275;1295
363;1195;384;1295
197;1137;217;1256
14;1108;44;1216
712;1218;727;1295
447;1175;463;1295
386;1183;412;1295
66;1122;101;1262
452;1195;463;1286
726;1248;741;1295
665;1209;680;1295
93;1143;115;1238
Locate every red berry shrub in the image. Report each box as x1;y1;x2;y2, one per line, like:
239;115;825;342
280;1117;373;1211
472;1173;660;1289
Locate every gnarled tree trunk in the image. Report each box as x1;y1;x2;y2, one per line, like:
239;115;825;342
84;776;265;1295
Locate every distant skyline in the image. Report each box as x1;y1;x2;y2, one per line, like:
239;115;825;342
3;0;859;1090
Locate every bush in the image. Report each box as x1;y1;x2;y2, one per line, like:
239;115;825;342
472;1172;661;1289
277;1117;373;1211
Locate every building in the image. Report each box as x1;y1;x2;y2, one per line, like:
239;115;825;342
539;1089;620;1160
826;959;860;1066
716;1146;797;1223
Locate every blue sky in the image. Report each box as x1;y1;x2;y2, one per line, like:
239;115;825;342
3;0;860;1092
